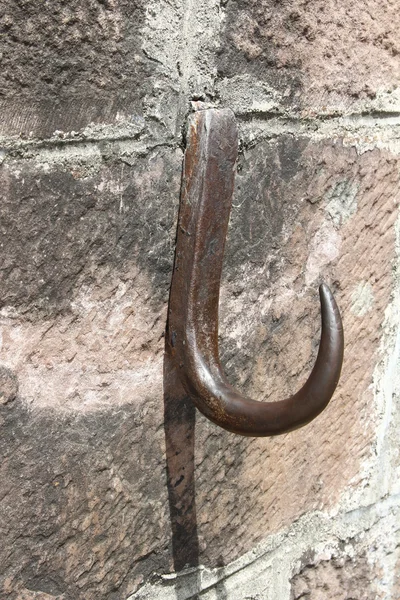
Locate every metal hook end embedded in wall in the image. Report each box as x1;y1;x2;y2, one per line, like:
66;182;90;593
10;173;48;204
165;107;344;437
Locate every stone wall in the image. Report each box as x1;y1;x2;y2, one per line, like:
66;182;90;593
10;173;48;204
0;1;399;599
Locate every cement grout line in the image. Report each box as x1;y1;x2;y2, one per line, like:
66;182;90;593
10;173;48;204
236;109;400;122
0;132;173;153
238;113;400;140
0;138;178;168
1;112;400;165
128;492;400;600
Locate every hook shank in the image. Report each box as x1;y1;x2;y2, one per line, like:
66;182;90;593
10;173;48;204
166;108;344;437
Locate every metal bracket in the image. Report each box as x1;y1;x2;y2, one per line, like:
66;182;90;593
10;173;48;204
165;108;344;437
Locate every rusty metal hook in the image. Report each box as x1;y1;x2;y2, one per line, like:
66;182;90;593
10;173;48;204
165;107;344;437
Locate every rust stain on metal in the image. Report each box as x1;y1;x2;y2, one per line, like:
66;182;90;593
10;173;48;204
165;108;344;437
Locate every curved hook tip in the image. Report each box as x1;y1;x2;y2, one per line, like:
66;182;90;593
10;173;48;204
319;282;344;340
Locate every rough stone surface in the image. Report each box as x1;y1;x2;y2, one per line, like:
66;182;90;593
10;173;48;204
0;365;18;404
0;0;146;98
218;0;400;114
0;146;181;412
0;401;171;600
0;147;180;317
0;0;180;140
1;133;399;598
290;555;376;599
1;0;400;598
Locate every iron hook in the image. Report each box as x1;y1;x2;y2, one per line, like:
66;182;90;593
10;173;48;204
165;108;344;437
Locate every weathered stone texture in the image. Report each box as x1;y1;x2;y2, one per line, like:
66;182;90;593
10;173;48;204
0;147;181;410
290;555;377;600
1;148;180;317
290;508;400;600
1;0;399;597
0;0;177;139
0;365;18;404
219;0;400;112
0;402;171;600
1;133;398;598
